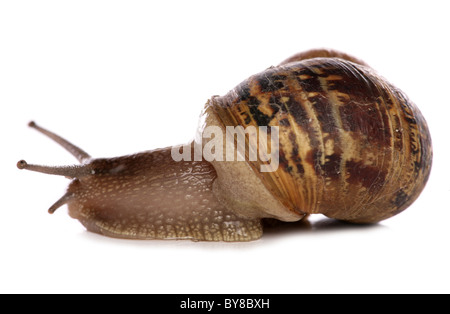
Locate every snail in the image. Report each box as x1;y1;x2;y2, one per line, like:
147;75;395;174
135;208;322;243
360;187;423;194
17;48;432;242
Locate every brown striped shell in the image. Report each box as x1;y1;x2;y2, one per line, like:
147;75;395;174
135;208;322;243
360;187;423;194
208;51;432;224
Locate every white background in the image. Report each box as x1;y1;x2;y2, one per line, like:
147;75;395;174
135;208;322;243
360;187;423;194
1;0;449;294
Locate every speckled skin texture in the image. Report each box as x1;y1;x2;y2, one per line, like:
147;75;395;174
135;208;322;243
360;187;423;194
209;52;432;223
66;146;262;241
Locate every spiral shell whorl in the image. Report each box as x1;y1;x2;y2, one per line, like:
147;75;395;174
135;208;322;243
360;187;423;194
210;57;432;223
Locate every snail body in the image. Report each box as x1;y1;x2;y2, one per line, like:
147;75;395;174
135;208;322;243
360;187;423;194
18;49;432;241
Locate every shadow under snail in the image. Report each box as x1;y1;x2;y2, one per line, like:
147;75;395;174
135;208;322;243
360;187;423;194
17;49;433;242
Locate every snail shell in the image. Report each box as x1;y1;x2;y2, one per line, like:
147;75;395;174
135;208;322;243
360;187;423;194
204;51;432;224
